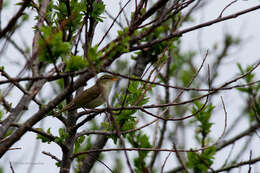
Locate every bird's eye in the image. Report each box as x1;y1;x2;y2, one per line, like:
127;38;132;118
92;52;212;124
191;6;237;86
102;75;111;80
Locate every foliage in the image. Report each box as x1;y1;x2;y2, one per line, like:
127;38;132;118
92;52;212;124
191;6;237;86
36;128;52;144
102;79;151;144
89;1;105;22
74;135;85;153
186;102;216;172
187;146;216;172
236;63;260;122
128;132;152;172
192;102;214;141
38;26;71;63
55;128;69;144
65;55;88;72
87;44;103;67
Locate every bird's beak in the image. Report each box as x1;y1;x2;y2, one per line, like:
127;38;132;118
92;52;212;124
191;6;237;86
112;76;119;81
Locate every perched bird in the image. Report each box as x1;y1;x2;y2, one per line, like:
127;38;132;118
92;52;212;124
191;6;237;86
54;75;119;116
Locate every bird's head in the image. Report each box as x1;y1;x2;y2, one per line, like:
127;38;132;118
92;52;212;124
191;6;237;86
97;75;119;88
96;75;119;98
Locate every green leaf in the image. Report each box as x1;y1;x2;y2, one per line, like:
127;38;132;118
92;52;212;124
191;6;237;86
74;136;85;153
55;161;61;167
55;128;69;144
65;55;88;72
90;1;105;22
128;80;139;93
237;63;244;74
57;78;65;89
0;66;4;71
187;146;216;172
88;45;102;61
236;63;255;83
87;45;103;67
36;128;52;144
180;70;193;86
128;132;152;172
78;135;85;144
192;102;215;139
38;26;71;63
237;87;252;94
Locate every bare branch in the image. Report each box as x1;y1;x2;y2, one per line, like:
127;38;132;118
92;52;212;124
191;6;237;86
131;5;260;51
0;0;32;38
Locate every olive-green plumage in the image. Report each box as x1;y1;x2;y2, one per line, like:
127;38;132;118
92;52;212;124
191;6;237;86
54;75;119;116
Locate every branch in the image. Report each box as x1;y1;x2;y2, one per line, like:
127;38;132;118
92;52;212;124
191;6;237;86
216;123;260;151
213;156;260;172
0;71;93;157
0;0;32;39
42;151;61;162
130;5;260;51
76;112;161;137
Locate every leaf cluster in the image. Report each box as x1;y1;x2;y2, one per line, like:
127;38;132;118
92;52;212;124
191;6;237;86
38;26;71;63
128;132;152;172
104;28;131;58
36;128;52;144
237;63;260;122
192;101;215;141
187;146;216;172
55;128;69;144
65;55;88;72
89;1;105;22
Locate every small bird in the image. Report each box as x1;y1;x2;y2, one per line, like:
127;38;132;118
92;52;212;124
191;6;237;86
54;75;119;116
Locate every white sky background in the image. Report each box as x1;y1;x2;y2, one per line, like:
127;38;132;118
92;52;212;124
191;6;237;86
0;0;260;172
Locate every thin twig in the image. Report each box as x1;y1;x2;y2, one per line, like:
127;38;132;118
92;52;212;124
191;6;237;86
248;150;252;173
98;0;131;46
76;109;166;138
213;156;260;172
9;161;15;173
0;0;31;38
42;151;61;162
218;0;238;19
130;5;260;51
83;153;114;173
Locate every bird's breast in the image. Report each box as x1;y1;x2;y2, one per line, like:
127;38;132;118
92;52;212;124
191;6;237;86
85;94;105;108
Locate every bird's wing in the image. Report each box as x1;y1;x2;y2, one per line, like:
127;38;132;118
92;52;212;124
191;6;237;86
54;85;101;116
72;85;101;108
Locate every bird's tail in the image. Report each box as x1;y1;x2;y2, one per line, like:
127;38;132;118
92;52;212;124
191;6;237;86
53;102;73;117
